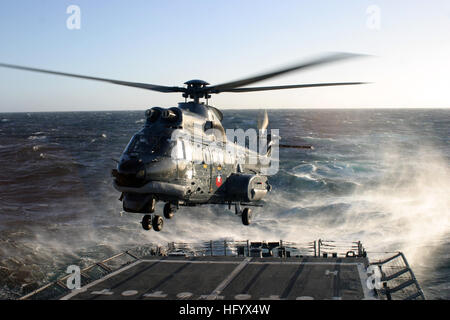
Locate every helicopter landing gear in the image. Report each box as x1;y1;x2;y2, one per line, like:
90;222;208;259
148;197;156;213
152;215;164;232
242;208;253;226
142;214;164;232
141;202;172;232
163;202;176;219
141;214;152;231
235;203;252;226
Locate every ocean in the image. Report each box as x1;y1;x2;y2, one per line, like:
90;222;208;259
0;109;449;299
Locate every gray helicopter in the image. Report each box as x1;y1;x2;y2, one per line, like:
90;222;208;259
0;53;366;231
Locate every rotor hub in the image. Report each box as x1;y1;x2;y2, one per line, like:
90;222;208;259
183;79;211;102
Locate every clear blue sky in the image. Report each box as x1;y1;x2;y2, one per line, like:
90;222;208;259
1;0;450;111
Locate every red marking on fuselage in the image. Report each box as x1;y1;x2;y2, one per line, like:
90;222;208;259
215;175;223;187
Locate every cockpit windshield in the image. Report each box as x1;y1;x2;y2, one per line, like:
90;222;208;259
125;134;169;156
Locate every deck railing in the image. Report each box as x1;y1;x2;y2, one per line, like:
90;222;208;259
369;252;425;300
167;239;365;258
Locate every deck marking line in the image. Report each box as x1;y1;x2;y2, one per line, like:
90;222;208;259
143;290;168;298
209;257;251;299
281;257;308;299
121;290;138;296
260;295;281;300
177;292;193;299
91;289;113;295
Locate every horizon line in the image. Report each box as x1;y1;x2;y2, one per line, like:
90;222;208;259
1;106;450;114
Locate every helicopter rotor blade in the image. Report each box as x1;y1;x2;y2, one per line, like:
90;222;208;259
206;52;367;93
0;63;186;93
219;82;367;93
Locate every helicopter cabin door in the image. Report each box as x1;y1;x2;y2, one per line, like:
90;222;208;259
187;140;211;201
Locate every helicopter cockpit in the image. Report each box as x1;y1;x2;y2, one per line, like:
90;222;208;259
124;134;171;158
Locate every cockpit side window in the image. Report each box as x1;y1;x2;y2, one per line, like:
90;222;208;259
125;135;168;156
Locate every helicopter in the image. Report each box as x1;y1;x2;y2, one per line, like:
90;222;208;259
0;53;366;231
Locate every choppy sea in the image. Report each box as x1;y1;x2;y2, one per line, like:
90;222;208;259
0;109;449;299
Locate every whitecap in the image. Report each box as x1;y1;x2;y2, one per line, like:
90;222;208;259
294;173;317;181
28;135;47;141
292;163;318;174
303;136;336;141
283;169;320;182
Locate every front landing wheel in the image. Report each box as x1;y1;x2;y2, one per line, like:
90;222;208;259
242;208;252;226
141;215;152;231
152;215;164;232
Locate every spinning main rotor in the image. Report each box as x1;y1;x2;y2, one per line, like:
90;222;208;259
0;52;367;104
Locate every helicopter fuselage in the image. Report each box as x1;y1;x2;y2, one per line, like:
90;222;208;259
112;102;271;214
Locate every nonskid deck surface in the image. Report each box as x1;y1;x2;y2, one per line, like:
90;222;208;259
62;256;372;300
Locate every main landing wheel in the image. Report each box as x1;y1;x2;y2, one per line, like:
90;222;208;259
242;208;252;226
163;203;175;219
152;215;164;232
141;214;152;231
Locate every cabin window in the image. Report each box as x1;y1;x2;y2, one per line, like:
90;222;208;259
183;140;193;161
190;141;203;163
203;147;211;165
173;139;184;160
204;121;213;132
211;146;224;165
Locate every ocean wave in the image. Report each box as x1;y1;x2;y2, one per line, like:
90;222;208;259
303;136;337;141
0;109;449;299
27;135;47;141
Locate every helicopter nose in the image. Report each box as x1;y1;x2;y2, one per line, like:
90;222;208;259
112;158;146;187
118;158;142;174
145;157;178;180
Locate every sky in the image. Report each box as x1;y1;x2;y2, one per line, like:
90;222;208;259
0;0;450;111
